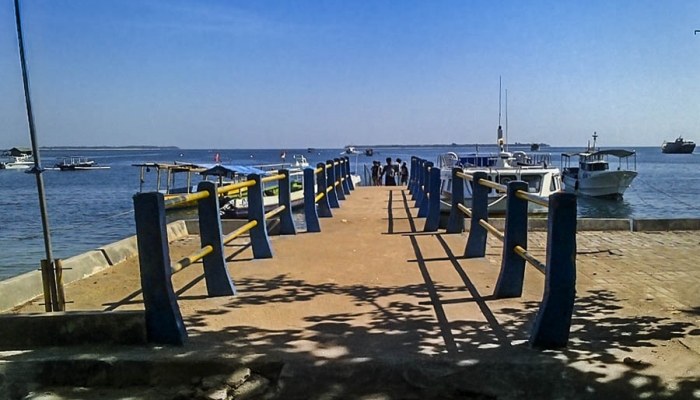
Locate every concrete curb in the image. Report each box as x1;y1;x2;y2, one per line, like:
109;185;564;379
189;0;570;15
0;220;191;313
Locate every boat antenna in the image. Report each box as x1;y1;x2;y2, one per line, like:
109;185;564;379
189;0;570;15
13;0;61;311
497;76;503;147
505;89;508;152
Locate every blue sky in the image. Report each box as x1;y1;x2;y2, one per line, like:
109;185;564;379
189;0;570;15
1;0;700;149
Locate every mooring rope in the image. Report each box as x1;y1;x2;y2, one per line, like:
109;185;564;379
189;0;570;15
633;177;700;212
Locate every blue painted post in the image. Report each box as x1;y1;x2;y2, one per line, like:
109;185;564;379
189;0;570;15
423;167;442;232
316;163;333;218
409;157;417;195
493;181;529;298
530;192;577;349
340;158;351;194
303;167;321;232
446;167;465;233
326;159;340;208
196;181;236;297
133;192;187;345
334;158;346;201
278;169;297;235
465;171;489;258
413;159;424;204
417;161;433;217
345;156;355;190
247;174;273;259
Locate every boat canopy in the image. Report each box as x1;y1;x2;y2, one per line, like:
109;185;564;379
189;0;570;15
562;149;636;159
199;164;271;178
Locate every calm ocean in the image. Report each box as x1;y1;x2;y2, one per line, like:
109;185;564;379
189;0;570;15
1;145;698;280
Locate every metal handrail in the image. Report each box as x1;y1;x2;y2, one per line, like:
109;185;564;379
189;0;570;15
218;179;256;196
478;219;504;242
265;205;286;219
515;190;549;208
477;178;507;193
456;171;473;181
314;192;325;202
314;166;324;174
457;203;472;217
171;245;213;274
163;190;210;209
514;245;546;274
222;220;258;245
261;173;284;184
325;185;333;194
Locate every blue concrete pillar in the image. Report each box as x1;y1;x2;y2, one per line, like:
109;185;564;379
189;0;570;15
423;167;442;232
345;156;355;190
493;181;529;298
334;158;346;201
530;192;577;349
409;157;417;195
465;171;489;258
133;192;187;345
316;163;332;218
196;181;236;297
417;161;433;217
247;174;273;259
446;167;465;233
413;159;424;204
326;159;340;208
303;168;321;232
278;169;297;235
340;158;351;194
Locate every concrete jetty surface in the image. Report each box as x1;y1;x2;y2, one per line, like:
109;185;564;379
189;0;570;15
2;186;700;399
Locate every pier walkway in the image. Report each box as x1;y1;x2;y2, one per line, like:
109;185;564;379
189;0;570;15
5;186;700;399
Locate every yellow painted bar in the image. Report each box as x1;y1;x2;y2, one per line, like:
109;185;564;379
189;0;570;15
440;199;451;207
326;185;333;194
218;180;256;195
315;192;325;202
314;166;324;174
457;203;472;217
479;219;505;242
171;245;213;274
222;220;258;245
515;190;549;208
164;190;209;209
265;205;286;219
456;171;473;181
478;178;507;193
514;245;546;274
262;174;284;184
334;180;341;187
334;161;339;166
326;163;333;169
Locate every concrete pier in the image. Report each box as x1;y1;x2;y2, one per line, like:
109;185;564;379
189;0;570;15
2;186;700;399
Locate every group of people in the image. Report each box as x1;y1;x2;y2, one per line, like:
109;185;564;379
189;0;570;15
371;157;409;186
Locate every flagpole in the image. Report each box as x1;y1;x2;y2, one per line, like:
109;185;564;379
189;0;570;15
13;0;60;311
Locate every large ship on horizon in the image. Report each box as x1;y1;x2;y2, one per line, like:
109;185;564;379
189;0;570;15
662;136;695;154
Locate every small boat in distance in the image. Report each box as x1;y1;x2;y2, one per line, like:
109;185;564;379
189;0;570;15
342;146;362;155
0;148;33;170
662;136;695;154
561;132;637;200
54;156;110;171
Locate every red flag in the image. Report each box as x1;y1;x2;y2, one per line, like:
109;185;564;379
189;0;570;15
214;153;220;163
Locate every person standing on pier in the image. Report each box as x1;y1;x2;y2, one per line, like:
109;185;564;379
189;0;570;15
400;161;409;185
382;157;397;186
371;161;382;186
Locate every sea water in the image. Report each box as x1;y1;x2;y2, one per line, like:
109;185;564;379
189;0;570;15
1;145;698;280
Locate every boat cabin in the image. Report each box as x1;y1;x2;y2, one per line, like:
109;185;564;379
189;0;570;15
561;149;636;175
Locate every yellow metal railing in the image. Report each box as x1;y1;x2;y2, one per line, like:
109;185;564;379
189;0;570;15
456;171;472;181
514;245;546;274
164;190;210;209
515;190;549;208
223;220;258;246
261;173;284;184
218;179;256;196
171;245;213;274
477;178;507;193
265;205;286;220
478;219;504;242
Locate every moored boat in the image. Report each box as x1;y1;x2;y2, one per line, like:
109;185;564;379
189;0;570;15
54;156;110;171
0;148;33;170
662;136;695;154
561;132;637;200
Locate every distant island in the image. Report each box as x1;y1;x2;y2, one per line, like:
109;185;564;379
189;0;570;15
40;145;179;151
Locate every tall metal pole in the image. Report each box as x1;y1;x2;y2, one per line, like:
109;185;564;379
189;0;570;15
13;0;60;311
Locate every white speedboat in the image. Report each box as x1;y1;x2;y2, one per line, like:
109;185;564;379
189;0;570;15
0;153;34;170
561;132;637;200
438;128;562;214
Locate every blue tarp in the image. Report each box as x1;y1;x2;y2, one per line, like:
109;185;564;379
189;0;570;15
199;164;271;178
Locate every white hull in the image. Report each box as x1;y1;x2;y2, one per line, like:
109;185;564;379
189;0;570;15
0;162;33;170
562;170;637;199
